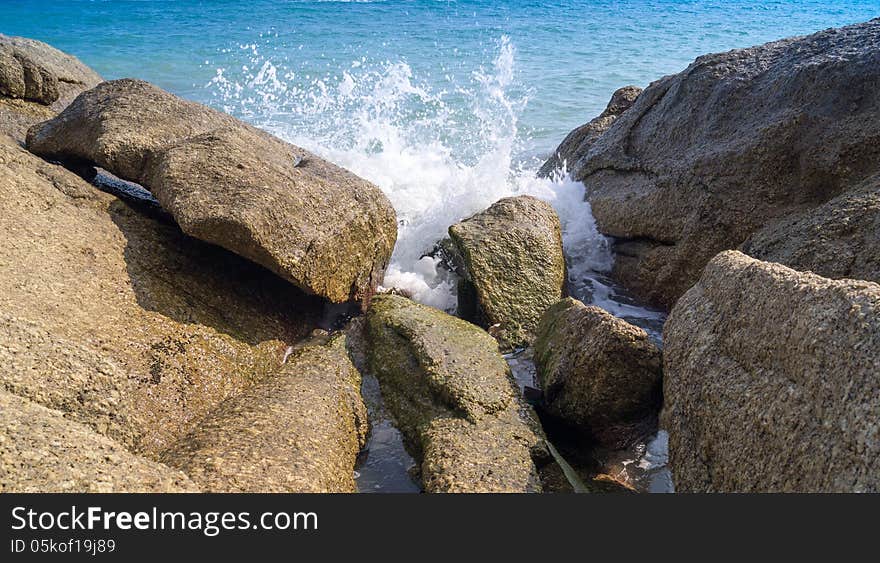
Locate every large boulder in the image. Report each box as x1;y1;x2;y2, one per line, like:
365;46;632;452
0;132;322;458
366;294;553;492
0;390;197;493
663;251;880;492
538;85;641;179
448;196;566;350
26;78;397;304
742;173;880;284
534;298;662;448
0;35;101;141
161;335;368;492
564;19;880;308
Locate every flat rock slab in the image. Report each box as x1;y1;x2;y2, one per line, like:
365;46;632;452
367;294;552;492
26;78;397;303
161;336;368;493
0;390;197;493
663;251;880;492
449;195;566;351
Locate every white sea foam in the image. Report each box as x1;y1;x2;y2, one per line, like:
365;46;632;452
205;36;636;318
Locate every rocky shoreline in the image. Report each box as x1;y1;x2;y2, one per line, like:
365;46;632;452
1;19;878;493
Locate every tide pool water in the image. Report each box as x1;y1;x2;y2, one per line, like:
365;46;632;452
3;0;877;311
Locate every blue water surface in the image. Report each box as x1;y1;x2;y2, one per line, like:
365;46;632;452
2;1;878;149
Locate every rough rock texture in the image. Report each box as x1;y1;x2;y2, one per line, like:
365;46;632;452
534;298;662;448
0;390;197;493
366;294;552;492
538;85;641;179
0;35;101;141
663;251;880;492
0;133;322;458
448;196;566;350
742;173;880;284
565;19;880;308
161;335;368;492
26;79;397;303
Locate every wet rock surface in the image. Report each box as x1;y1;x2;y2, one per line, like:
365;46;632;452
663;251;880;492
366;294;553;492
559;19;880;308
26;79;397;303
534;298;662;449
448;196;566;351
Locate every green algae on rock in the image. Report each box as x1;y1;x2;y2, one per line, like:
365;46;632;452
160;335;368;493
448;195;566;351
366;293;554;492
534;297;662;449
26;78;397;304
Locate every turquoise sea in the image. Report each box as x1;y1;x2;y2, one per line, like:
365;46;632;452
3;0;879;491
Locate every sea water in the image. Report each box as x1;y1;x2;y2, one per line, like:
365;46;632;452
4;0;878;491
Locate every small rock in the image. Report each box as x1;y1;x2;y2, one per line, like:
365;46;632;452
448;195;566;351
534;297;662;449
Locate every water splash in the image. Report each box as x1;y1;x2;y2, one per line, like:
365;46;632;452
205;36;616;312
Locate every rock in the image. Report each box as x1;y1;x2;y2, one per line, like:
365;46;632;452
742;173;880;284
534;298;662;448
537;85;641;179
564;19;880;308
26;78;397;304
663;251;880;492
0;35;101;141
161;335;368;492
0;133;322;456
366;294;552;492
448;196;566;350
0;390;197;493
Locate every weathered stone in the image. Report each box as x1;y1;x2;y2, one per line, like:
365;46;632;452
161;335;368;492
448;196;566;350
562;19;880;308
0;43;59;104
534;298;662;448
0;133;322;456
366;294;551;492
0;390;197;493
663;251;880;492
538;85;641;179
742;173;880;284
26;79;397;303
0;35;101;141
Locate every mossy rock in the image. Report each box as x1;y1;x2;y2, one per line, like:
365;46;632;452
448;196;566;351
366;294;553;492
